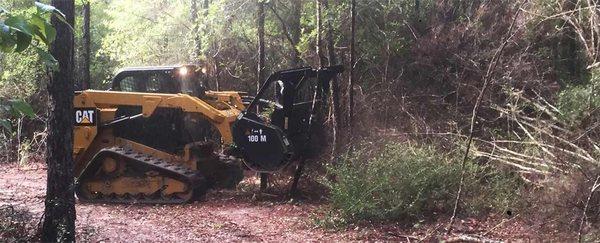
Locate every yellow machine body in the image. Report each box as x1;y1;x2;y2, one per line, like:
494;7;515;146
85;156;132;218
72;90;245;203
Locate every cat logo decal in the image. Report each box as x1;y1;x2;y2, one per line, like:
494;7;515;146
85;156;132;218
74;108;97;126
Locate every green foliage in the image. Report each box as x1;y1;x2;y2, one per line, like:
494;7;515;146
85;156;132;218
100;0;192;66
73;0;118;88
0;99;35;133
324;142;523;225
0;47;46;99
0;1;60;164
0;2;69;68
558;68;600;125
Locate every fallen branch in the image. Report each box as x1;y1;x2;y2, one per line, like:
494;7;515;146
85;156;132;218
483;214;521;236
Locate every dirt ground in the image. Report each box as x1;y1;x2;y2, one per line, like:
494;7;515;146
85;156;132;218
0;162;566;242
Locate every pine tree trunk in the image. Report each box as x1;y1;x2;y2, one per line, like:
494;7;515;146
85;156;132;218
257;0;265;90
81;0;90;90
257;0;268;191
42;0;76;242
348;0;356;127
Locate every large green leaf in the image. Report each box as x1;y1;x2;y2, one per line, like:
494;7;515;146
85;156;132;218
44;21;56;43
35;2;60;15
4;16;33;36
3;16;34;52
34;46;58;70
29;14;56;45
34;2;72;32
10;99;35;118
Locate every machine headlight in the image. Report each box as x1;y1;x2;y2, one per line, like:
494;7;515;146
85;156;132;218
178;66;189;76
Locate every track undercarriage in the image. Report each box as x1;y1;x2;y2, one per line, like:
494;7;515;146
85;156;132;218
75;139;242;204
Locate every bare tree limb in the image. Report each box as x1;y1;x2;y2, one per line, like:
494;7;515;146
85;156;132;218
447;1;526;233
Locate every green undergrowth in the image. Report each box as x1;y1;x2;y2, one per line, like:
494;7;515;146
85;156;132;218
316;142;524;228
557;68;600;126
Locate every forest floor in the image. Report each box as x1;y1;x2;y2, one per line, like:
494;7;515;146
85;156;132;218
0;162;567;242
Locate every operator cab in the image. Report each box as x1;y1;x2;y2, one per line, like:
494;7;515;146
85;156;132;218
108;65;217;153
111;65;208;97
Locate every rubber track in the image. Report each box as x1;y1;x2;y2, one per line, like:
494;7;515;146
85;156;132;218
75;146;206;204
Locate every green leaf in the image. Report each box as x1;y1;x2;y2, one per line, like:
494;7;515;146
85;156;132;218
4;16;33;36
35;2;72;32
34;46;58;70
35;2;59;14
0;27;16;52
0;119;12;133
43;21;56;43
14;30;32;52
0;7;8;15
10;100;35;118
31;26;47;45
29;14;56;45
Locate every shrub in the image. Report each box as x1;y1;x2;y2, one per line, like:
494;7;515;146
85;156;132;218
325;142;524;224
558;68;600;125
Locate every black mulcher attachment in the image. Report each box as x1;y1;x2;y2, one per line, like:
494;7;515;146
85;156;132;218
231;65;344;194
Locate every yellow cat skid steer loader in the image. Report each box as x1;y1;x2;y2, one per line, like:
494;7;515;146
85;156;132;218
72;65;343;203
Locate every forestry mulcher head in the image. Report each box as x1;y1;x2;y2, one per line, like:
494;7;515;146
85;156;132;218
72;64;343;204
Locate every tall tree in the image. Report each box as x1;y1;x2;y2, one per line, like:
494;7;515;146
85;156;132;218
269;0;302;67
348;0;356;127
81;0;90;90
257;0;265;91
322;0;342;161
257;0;268;191
290;0;301;67
42;0;76;241
315;0;325;67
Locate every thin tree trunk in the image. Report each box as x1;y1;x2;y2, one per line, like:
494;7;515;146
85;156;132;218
81;0;90;90
290;0;301;67
191;0;201;63
42;0;76;241
257;0;268;191
269;3;302;67
316;0;325;67
257;0;266;90
348;0;356;128
323;0;336;66
321;0;341;162
203;0;215;90
447;3;523;233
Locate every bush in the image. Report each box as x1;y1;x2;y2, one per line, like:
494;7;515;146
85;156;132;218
324;142;524;225
558;68;600;125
